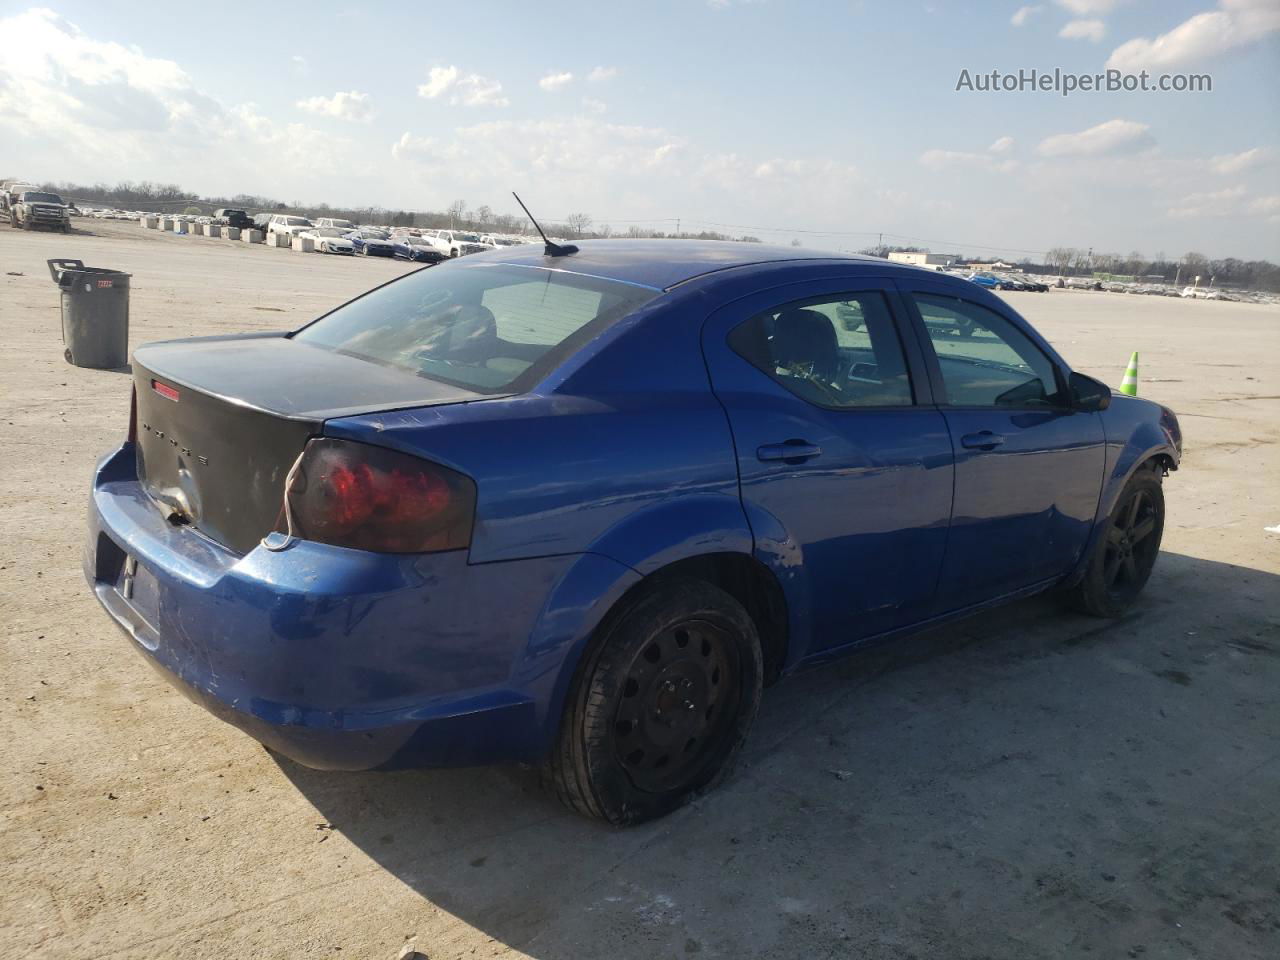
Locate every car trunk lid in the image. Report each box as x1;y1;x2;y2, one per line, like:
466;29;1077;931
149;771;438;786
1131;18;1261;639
132;334;488;554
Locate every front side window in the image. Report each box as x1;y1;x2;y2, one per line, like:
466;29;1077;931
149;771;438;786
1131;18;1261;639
913;293;1063;407
293;264;658;392
728;291;914;408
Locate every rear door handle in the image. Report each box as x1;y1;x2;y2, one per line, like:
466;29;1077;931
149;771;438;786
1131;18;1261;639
961;431;1005;451
757;440;823;463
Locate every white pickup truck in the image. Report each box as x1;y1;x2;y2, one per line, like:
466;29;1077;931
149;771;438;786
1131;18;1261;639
430;230;492;258
265;214;315;241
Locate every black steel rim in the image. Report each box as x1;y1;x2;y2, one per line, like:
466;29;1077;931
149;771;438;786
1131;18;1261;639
611;618;741;793
1103;487;1160;597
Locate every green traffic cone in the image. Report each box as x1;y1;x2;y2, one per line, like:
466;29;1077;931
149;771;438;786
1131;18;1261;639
1119;351;1139;396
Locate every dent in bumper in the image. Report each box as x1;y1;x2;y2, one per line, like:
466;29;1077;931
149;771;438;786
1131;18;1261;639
84;444;623;770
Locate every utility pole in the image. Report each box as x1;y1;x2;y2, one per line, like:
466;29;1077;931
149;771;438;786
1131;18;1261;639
676;217;680;237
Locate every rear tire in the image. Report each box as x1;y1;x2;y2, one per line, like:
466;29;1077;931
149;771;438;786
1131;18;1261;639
1069;466;1164;617
543;580;763;825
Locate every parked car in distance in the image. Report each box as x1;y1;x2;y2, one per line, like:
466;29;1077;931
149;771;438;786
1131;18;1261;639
300;227;356;255
431;229;490;258
266;214;315;241
85;242;1181;825
214;208;255;230
392;236;447;263
315;217;359;232
349;229;396;257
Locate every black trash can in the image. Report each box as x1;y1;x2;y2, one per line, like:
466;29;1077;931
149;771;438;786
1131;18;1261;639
48;259;131;369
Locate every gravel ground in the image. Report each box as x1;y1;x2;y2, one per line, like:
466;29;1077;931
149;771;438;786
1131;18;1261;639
2;220;1278;960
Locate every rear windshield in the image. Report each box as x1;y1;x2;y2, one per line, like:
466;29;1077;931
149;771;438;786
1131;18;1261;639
293;264;659;392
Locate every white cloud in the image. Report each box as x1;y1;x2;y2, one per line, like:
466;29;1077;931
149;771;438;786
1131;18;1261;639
296;90;373;122
0;9;361;196
1107;0;1280;71
1059;18;1106;41
587;65;618;83
1166;185;1250;218
581;97;607;114
1036;119;1154;157
1210;147;1272;174
1054;0;1124;13
1011;5;1044;26
539;71;574;92
290;55;309;77
418;65;459;99
919;136;1018;171
1250;194;1280;219
417;65;508;107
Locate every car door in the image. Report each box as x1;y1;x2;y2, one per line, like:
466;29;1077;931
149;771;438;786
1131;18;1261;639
897;280;1106;609
703;279;954;654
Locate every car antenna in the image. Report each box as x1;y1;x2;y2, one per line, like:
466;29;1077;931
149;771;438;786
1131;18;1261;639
512;191;578;257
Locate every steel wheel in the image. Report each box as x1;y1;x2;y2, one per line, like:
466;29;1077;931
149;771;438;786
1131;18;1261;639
612;618;741;793
543;580;763;824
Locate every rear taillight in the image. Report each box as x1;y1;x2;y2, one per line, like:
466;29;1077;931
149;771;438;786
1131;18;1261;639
127;385;137;443
280;438;475;553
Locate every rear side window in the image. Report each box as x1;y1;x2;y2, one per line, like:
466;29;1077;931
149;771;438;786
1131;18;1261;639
293;264;658;393
913;293;1063;407
728;291;914;408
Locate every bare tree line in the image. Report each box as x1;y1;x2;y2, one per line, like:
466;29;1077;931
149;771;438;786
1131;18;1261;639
24;178;1280;291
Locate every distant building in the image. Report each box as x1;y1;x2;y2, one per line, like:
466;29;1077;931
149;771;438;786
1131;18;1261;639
965;260;1016;272
888;251;956;268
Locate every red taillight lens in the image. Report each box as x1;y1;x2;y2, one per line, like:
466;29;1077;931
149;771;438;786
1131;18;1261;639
280;438;475;553
127;385;137;443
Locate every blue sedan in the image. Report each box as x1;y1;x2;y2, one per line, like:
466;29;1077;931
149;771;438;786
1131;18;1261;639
392;236;446;263
348;230;396;257
85;241;1181;824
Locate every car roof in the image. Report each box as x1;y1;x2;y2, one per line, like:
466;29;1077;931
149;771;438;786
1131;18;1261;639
481;238;897;291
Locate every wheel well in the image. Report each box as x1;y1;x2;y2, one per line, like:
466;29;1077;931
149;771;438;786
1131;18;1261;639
635;553;789;684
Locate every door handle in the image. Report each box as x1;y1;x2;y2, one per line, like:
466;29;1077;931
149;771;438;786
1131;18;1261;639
961;431;1005;451
757;440;823;463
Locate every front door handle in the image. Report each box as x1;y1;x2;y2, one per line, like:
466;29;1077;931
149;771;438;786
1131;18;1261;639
961;431;1005;451
757;440;823;463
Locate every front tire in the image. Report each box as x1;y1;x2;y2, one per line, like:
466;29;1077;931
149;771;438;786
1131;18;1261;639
1069;467;1165;617
544;580;763;825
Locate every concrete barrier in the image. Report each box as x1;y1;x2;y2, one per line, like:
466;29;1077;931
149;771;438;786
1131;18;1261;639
241;229;263;244
224;227;241;241
142;216;158;229
173;220;188;235
268;232;291;248
291;236;315;253
206;223;222;238
161;219;174;232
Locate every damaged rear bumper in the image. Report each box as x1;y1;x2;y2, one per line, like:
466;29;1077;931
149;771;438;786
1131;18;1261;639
84;443;564;770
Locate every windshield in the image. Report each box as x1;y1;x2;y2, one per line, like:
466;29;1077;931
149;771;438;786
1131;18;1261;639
293;264;659;392
455;233;482;243
314;228;348;237
23;192;62;204
285;217;310;226
329;220;356;228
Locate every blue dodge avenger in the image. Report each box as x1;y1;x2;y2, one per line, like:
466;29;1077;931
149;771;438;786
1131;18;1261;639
85;240;1181;824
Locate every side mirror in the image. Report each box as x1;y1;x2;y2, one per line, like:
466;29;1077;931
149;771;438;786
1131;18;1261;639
1069;371;1112;412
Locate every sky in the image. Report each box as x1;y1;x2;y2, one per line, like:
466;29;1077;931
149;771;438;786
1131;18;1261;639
0;0;1277;261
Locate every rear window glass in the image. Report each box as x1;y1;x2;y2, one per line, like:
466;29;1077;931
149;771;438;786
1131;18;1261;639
293;264;658;393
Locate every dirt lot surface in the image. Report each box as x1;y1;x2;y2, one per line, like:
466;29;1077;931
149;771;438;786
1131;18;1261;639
2;220;1278;960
